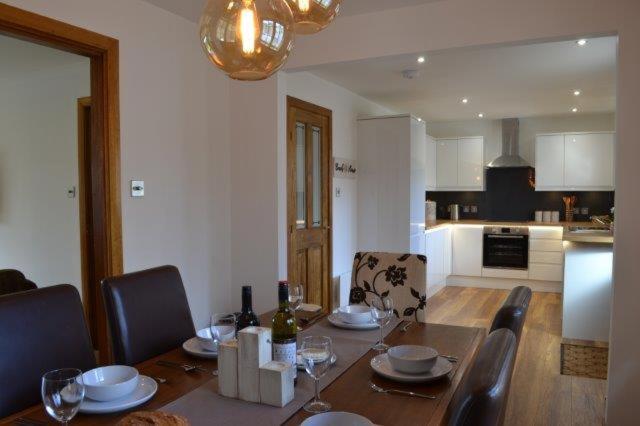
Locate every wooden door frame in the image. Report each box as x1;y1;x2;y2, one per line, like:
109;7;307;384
286;96;333;311
0;3;122;363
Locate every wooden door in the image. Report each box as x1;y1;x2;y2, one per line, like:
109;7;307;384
287;97;332;312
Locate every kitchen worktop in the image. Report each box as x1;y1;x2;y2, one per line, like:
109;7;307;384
425;219;614;243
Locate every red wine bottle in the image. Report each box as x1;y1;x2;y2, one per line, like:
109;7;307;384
236;285;260;332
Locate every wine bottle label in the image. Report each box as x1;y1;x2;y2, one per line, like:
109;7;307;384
273;340;297;378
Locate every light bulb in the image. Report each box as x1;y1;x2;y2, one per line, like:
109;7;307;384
298;0;310;12
240;5;257;55
286;0;341;34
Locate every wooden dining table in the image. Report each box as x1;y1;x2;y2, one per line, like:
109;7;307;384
2;311;484;426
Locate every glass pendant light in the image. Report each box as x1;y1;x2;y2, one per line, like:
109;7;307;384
200;0;295;81
286;0;341;34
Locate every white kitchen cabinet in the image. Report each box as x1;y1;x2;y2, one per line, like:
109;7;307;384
564;133;615;189
435;139;458;188
451;226;483;277
425;226;452;296
458;137;484;188
425;134;437;191
535;132;615;191
434;137;484;191
535;134;564;189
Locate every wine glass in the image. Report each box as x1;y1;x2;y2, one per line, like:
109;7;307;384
371;296;394;351
210;313;237;348
288;283;304;331
300;336;333;413
41;368;85;425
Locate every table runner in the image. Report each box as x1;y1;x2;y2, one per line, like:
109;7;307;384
162;317;402;425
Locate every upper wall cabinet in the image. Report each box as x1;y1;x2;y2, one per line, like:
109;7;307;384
431;137;484;191
535;132;615;191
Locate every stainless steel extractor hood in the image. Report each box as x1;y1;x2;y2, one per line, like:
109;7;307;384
487;118;530;168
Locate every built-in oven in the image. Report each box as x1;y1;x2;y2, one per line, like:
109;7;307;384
483;226;529;270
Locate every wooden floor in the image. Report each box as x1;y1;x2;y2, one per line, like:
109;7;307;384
426;287;606;426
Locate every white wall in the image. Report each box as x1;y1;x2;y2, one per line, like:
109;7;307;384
4;0;233;329
427;112;616;165
0;61;89;294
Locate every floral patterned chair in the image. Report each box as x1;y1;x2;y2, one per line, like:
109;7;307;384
349;252;427;322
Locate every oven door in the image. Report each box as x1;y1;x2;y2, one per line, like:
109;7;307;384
483;234;529;269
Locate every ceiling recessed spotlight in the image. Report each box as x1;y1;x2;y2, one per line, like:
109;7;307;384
417;117;423;122
576;39;588;46
478;113;484;118
462;98;469;104
571;107;578;113
417;56;426;64
573;90;581;96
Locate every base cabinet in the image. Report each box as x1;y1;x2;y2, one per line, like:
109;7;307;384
451;226;483;277
425;226;452;296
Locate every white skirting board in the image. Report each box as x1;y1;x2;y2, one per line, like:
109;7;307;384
446;275;562;293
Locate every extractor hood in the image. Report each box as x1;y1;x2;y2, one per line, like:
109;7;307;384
487;118;530;168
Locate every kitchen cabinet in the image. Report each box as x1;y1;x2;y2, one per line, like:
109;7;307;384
528;226;564;282
535;132;615;191
451;226;483;277
425;134;437;191
434;137;484;191
425;226;452;294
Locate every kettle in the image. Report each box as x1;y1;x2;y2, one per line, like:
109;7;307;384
449;204;460;221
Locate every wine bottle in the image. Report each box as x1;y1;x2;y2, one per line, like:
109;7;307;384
236;285;260;332
271;281;298;383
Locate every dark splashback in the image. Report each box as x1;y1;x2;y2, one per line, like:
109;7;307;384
426;168;615;221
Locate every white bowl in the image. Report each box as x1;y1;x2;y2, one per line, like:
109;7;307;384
82;366;139;402
195;326;235;352
301;412;373;426
337;305;372;324
387;345;439;374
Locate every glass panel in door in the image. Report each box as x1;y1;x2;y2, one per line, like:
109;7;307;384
311;126;322;228
296;123;306;229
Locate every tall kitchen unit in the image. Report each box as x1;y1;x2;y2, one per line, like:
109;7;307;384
357;115;426;254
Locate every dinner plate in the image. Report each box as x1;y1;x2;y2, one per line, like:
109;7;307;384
327;313;378;330
370;353;453;383
301;411;373;426
296;350;337;371
79;376;157;414
183;337;218;359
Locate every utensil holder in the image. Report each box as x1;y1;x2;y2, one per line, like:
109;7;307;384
565;209;574;222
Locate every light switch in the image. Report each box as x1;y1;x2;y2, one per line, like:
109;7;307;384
67;186;76;198
131;180;144;197
335;187;342;198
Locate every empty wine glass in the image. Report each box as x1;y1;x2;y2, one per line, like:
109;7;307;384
210;313;237;349
371;296;394;351
41;368;85;425
301;336;333;413
289;283;304;331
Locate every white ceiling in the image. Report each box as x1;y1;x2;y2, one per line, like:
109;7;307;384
0;34;87;82
305;37;617;121
141;0;440;23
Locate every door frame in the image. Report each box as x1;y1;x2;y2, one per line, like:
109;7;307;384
0;3;122;363
286;96;333;311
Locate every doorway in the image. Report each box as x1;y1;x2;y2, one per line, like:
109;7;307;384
0;4;121;363
286;97;332;312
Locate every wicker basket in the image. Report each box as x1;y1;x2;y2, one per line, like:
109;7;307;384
561;341;608;379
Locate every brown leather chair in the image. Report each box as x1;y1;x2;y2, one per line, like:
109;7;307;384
102;265;196;365
0;269;37;296
446;328;518;426
0;284;96;418
489;286;532;342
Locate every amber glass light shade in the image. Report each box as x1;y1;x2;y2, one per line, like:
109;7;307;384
200;0;295;81
286;0;341;34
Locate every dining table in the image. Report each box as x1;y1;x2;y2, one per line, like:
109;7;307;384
2;310;484;426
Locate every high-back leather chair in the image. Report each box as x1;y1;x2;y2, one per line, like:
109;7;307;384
349;252;427;322
490;286;532;342
0;284;96;418
0;269;37;296
446;328;518;426
102;265;196;365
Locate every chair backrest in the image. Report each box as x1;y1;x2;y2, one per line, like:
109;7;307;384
0;269;37;296
0;284;96;418
102;265;196;365
489;286;532;342
446;328;518;426
349;252;427;322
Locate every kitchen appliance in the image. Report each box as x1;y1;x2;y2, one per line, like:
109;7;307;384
483;226;529;270
426;200;437;222
486;118;530;168
449;204;460;221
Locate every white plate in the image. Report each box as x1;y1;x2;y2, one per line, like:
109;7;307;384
296;350;337;371
327;313;378;330
79;376;157;414
183;337;218;359
301;411;373;426
370;353;453;383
